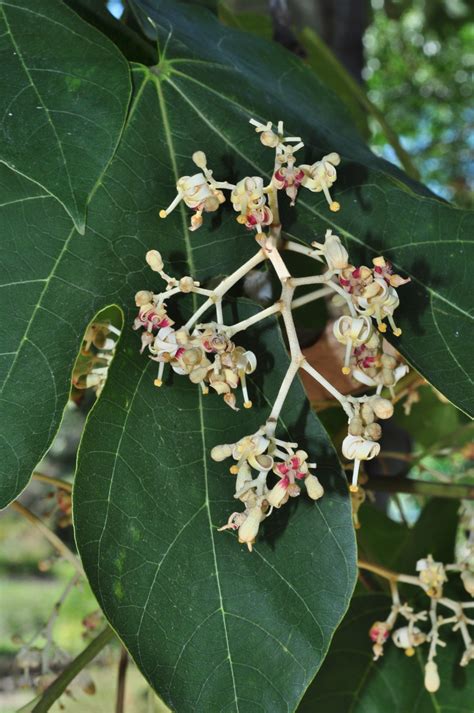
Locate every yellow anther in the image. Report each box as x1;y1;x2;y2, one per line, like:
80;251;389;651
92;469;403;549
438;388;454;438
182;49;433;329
229;465;239;475
330;201;340;212
349;484;359;493
378;323;387;333
159;209;167;218
243;401;253;409
405;647;415;657
154;379;163;387
341;366;351;375
236;215;247;224
393;328;402;337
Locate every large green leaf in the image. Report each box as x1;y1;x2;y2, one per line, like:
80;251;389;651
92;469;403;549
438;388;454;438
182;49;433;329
0;0;131;232
299;594;474;713
74;312;356;712
131;0;474;417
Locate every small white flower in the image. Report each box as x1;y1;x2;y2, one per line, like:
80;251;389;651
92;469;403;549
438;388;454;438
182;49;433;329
300;152;341;211
311;229;349;270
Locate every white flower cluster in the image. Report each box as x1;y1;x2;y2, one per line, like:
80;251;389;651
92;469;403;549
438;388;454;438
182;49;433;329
212;429;323;551
368;554;474;692
135;118;411;549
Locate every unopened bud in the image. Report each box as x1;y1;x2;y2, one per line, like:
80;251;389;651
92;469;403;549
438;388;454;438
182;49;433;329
371;397;394;420
211;444;233;462
192;151;207;168
145;250;163;272
179;276;195;293
424;661;440;693
305;474;324;500
135;290;153;307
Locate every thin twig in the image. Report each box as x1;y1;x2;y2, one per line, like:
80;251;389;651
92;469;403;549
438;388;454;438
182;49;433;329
115;646;129;713
31;627;115;713
365;476;474;500
11;501;84;577
32;472;73;492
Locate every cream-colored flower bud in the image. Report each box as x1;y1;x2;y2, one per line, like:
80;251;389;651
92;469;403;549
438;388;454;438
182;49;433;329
361;403;375;424
189;365;209;384
349;417;364;436
135;290;153;306
424;661;440;693
381;354;397;369
260;130;280;147
192;151;207;169
238;507;264;551
145;250;164;272
371;397;394;420
179;276;195;293
365;423;382;441
382;368;395;386
267;480;289;508
342;435;380;461
461;570;474;597
324;230;349;270
211;444;233;461
305;474;324;500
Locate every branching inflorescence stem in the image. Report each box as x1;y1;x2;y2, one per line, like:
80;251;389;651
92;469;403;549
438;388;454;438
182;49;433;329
134;117;411;551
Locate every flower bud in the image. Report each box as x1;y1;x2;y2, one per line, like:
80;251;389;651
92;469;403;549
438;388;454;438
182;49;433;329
361;403;375;424
135;290;153;306
192;150;207;168
260;130;280;147
179;276;195;293
349;417;364;436
324;231;349;270
238;507;264;551
424;661;440;693
267;480;289;508
381;354;397;369
371;397;394;420
211;444;233;461
364;422;382;441
145;250;164;272
305;474;324;500
461;570;474;597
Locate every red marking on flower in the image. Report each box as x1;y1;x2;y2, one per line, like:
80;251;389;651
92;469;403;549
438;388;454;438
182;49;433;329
374;266;383;274
352;267;361;279
158;318;170;328
295;169;305;183
202;339;213;352
362;356;376;368
339;277;350;287
295;471;305;480
274;169;285;183
369;625;389;642
290;457;301;469
175;347;185;358
246;213;258;226
276;463;289;475
280;476;290;489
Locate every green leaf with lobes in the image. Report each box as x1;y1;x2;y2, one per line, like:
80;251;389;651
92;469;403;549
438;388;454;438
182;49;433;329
0;0;131;232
